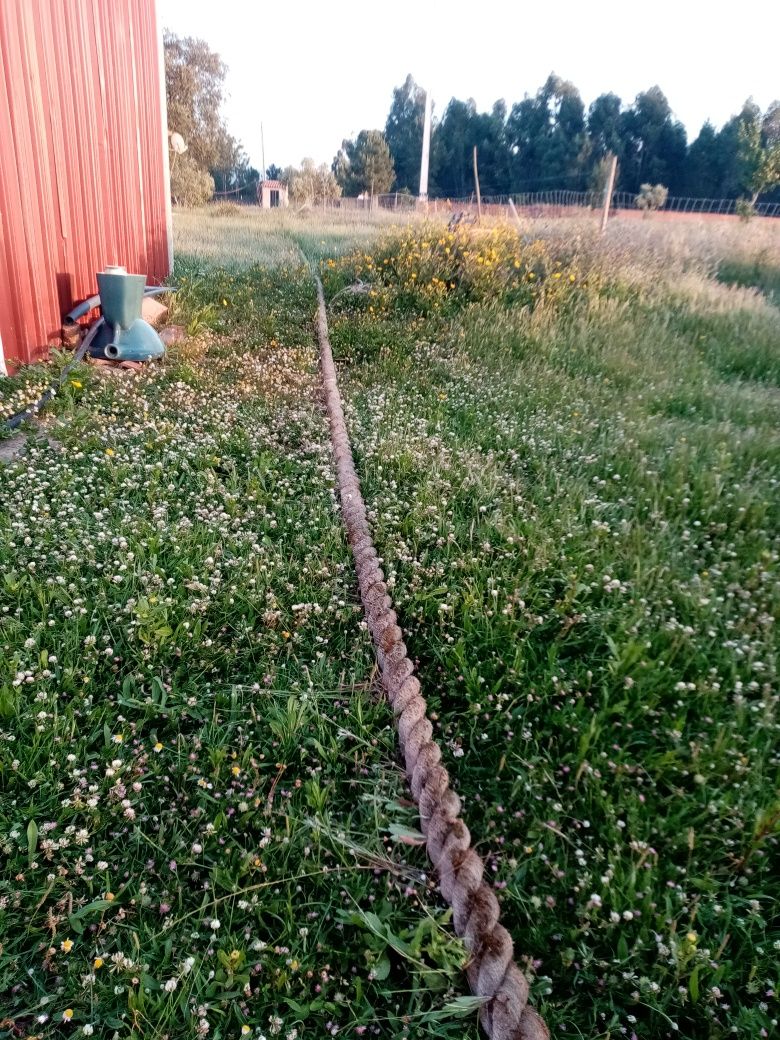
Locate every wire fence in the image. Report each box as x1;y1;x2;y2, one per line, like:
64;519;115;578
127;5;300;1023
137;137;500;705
368;191;780;219
209;186;780;219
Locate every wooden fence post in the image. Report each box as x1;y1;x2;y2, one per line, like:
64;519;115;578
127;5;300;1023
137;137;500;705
600;153;618;233
473;146;482;223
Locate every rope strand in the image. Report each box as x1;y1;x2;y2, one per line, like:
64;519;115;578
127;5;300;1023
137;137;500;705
315;278;549;1040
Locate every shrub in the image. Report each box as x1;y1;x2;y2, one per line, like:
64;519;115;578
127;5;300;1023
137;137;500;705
170;153;215;207
635;183;669;214
208;201;243;217
325;224;590;317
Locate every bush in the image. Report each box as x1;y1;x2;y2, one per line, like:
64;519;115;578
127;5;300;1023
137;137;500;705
208;202;243;217
324;224;590;317
635;183;669;214
170;153;215;207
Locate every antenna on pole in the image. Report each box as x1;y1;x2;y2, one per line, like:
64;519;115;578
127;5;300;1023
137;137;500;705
261;122;266;180
419;87;432;201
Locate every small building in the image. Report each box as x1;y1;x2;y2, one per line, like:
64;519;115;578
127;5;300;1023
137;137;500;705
0;0;172;372
257;180;289;209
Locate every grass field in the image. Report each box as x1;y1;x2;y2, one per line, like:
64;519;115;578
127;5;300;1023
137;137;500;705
1;209;778;1039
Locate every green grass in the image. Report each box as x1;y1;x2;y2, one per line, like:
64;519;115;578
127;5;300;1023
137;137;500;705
0;262;480;1039
718;256;780;306
1;212;779;1039
172;207;416;270
321;221;780;1038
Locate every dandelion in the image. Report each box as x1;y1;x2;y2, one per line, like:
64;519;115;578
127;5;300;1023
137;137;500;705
93;957;104;969
70;380;83;389
153;742;163;752
63;1009;74;1022
112;733;124;744
105;448;115;457
61;938;74;953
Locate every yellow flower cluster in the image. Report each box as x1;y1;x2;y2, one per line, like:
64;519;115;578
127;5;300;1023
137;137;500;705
326;222;585;316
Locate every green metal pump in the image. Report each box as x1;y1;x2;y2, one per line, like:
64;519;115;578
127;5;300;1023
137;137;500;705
97;266;165;362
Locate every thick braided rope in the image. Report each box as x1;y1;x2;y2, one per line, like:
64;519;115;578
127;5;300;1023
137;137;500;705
315;280;549;1040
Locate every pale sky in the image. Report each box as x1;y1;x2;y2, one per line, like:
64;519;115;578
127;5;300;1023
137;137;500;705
159;0;779;173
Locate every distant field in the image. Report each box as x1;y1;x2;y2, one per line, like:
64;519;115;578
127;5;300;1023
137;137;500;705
173;205;415;267
2;209;778;1039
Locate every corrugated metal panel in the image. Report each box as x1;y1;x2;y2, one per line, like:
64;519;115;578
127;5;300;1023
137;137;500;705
0;0;171;368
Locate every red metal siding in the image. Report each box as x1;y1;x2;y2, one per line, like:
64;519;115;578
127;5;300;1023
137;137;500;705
0;0;170;368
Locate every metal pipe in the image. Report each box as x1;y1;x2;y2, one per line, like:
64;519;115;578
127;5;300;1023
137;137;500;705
64;285;175;324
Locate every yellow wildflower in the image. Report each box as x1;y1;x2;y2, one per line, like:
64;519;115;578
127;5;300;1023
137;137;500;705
61;938;74;953
93;957;104;969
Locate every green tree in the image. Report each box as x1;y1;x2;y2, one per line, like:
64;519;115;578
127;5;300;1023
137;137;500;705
739;104;780;203
620;87;687;194
540;77;587;186
385;74;428;193
287;159;342;206
716;101;761;197
164;31;244;202
432;98;478;197
587;93;623;163
684;122;723;196
506;94;548;191
473;101;511;196
432;98;509;198
170;154;215;206
507;75;587;192
333;131;395;197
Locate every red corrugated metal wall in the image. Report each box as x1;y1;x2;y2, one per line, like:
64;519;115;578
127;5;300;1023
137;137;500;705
0;0;171;368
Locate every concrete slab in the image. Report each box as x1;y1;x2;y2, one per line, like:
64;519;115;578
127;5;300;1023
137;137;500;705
0;432;28;463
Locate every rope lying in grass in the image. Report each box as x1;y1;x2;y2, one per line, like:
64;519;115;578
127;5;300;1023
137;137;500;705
315;278;549;1040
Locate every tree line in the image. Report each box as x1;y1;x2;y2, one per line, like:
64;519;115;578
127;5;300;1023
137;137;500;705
377;74;780;203
163;33;779;207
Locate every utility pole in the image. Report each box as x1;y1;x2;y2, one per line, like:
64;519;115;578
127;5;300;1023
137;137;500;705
419;87;432;201
473;146;482;223
261;122;266;181
600;153;618;233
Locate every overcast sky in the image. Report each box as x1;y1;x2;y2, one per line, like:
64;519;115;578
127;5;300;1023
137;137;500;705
159;0;779;172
